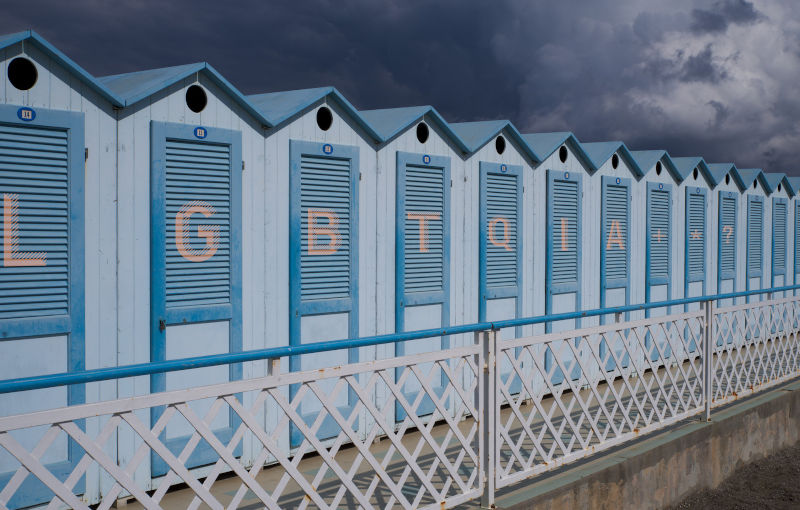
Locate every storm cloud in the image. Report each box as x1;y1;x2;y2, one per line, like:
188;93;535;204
3;0;799;174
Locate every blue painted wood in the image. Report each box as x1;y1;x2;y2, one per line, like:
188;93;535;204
288;140;359;447
545;169;582;383
149;121;243;476
645;182;673;360
600;175;631;370
478;162;522;322
746;195;764;302
0;103;85;510
600;176;631;313
395;151;451;420
772;197;788;282
685;187;707;288
718;191;738;281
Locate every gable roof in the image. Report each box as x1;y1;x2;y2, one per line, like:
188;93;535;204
737;168;770;194
671;156;716;188
580;141;644;178
629;150;682;183
520;132;596;171
448;120;541;163
789;177;800;197
0;30;122;105
764;173;795;196
100;62;270;126
359;106;470;152
248;86;381;140
707;163;746;191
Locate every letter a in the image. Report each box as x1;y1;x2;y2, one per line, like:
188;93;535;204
606;219;625;250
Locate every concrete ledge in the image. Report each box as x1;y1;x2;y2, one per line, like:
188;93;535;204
490;378;800;510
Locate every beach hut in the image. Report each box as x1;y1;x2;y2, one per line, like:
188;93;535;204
100;61;270;475
706;163;747;306
0;30;121;507
738;169;772;302
246;87;381;445
359;105;469;414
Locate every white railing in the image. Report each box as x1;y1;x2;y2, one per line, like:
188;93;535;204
1;294;799;509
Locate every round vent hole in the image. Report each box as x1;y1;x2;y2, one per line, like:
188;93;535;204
693;168;698;180
558;145;568;163
8;57;37;91
611;153;619;169
185;85;207;113
725;174;730;185
416;122;429;143
495;135;506;155
656;161;662;175
316;106;333;131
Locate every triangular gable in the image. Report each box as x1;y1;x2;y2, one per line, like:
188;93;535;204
764;173;794;196
521;132;596;171
449;120;541;163
630;150;682;183
100;62;270;127
671;157;715;188
707;163;746;191
248;86;381;140
0;30;122;105
359;105;470;152
738;168;770;194
580;141;644;178
789;177;800;197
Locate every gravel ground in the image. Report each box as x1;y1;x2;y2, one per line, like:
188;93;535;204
668;442;800;509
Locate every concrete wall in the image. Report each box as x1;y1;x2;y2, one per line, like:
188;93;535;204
493;378;800;510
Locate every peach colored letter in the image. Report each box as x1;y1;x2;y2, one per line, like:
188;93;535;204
3;193;46;267
408;212;441;253
606;219;625;250
488;217;512;251
175;201;219;262
308;209;340;255
723;225;733;243
560;217;569;251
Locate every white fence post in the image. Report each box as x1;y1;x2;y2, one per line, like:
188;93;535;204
478;329;497;508
703;299;714;421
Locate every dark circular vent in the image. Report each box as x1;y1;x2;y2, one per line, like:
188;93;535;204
693;168;698;180
558;145;568;163
656;161;662;175
725;174;730;185
611;153;619;169
8;57;37;91
316;106;333;131
185;85;207;113
416;122;429;143
495;135;506;155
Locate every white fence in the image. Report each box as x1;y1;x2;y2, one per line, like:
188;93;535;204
1;295;799;509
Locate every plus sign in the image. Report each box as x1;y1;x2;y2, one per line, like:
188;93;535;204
655;229;663;243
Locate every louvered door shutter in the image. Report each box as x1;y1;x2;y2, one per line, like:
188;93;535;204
0;124;69;319
687;191;706;280
404;164;445;293
486;172;518;289
648;187;671;281
165;139;231;308
603;181;628;283
551;178;579;286
719;194;736;278
300;154;352;301
747;197;763;276
773;200;786;274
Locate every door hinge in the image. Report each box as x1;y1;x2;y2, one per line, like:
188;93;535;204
158;319;166;332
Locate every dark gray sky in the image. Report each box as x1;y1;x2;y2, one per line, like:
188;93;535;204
5;0;799;174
